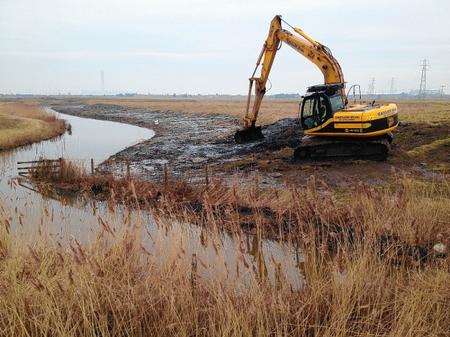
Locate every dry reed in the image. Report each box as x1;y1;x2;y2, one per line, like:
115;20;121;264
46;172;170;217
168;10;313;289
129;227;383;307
27;159;449;264
0;174;448;336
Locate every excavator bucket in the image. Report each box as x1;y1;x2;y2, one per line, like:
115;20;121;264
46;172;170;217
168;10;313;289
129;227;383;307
234;126;264;144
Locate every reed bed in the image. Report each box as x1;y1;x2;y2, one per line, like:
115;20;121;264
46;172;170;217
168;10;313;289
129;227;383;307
0;173;448;336
26;159;449;265
5;159;446;336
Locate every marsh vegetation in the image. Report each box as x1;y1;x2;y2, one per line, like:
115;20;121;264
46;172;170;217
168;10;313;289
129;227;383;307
0;102;67;151
1;98;448;336
1;171;449;336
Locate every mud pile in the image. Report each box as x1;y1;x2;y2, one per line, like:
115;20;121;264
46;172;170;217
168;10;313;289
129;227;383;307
52;104;302;179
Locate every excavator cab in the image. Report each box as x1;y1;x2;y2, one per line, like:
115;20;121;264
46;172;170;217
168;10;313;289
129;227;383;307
300;84;345;131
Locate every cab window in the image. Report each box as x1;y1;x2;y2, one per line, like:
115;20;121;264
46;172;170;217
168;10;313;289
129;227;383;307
301;95;331;130
302;98;314;117
317;96;328;122
329;94;344;112
301;97;318;129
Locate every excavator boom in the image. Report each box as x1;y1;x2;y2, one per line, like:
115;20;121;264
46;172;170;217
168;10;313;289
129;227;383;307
239;15;345;139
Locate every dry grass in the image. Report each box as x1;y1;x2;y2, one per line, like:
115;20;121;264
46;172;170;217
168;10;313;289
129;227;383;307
389;101;450;172
395;101;450;123
6;99;446;336
83;98;450;125
0;102;67;151
29;159;450;255
85;98;299;125
2;169;449;336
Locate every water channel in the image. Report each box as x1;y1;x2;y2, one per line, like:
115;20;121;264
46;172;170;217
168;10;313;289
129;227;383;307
0;108;302;287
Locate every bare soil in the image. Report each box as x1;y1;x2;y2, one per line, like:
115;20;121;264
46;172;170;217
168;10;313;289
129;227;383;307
50;100;448;188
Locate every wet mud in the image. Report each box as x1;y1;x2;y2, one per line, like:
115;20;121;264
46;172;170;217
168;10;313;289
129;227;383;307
50;102;447;187
51;103;302;181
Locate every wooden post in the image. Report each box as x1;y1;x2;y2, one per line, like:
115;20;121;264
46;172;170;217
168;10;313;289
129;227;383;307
126;161;131;179
90;158;94;175
163;164;168;190
204;164;209;188
59;158;63;178
190;253;197;294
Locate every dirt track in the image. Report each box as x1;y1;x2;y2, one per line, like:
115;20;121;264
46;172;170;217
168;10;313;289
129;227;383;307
51;103;302;182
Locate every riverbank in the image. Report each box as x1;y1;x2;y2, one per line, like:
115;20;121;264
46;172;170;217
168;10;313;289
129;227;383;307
27;157;450;257
50;102;303;183
48;99;449;187
0;102;67;151
1;99;448;336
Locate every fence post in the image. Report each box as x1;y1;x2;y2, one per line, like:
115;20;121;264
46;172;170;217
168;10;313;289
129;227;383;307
163;164;168;191
190;253;197;294
126;161;131;179
204;164;209;188
59;158;63;178
90;158;94;175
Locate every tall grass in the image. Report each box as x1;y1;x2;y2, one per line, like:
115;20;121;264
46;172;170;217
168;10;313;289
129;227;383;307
0;102;67;150
0;175;448;336
29;160;449;251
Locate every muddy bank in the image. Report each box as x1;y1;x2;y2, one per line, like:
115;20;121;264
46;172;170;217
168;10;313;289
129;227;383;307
50;102;447;187
51;103;302;181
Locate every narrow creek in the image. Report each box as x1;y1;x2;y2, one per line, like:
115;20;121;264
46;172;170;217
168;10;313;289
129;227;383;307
0;108;302;288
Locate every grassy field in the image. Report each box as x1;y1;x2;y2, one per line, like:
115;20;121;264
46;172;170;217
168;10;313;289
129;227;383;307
83;97;450;123
0;102;67;151
84;97;298;124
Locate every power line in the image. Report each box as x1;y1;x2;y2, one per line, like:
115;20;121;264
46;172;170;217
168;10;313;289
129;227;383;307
418;59;429;98
367;78;375;96
389;77;395;94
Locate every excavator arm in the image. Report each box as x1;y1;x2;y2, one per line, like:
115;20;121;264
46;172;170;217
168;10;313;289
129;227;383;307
236;15;345;142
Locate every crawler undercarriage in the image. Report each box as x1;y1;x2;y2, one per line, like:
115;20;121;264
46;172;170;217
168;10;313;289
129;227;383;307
293;134;393;161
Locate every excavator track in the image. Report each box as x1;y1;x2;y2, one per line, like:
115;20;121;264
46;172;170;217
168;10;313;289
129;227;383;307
293;134;393;161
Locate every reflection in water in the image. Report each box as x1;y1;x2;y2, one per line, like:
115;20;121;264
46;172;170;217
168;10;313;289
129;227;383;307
0;109;303;288
0;110;155;239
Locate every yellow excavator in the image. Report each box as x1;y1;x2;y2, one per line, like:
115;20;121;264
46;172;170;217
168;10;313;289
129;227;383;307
235;15;399;160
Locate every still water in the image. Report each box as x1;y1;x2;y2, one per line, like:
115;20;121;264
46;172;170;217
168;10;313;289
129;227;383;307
0;109;155;239
0;109;302;287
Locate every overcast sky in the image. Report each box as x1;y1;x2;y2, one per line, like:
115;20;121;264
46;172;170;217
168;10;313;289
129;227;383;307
0;0;449;94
